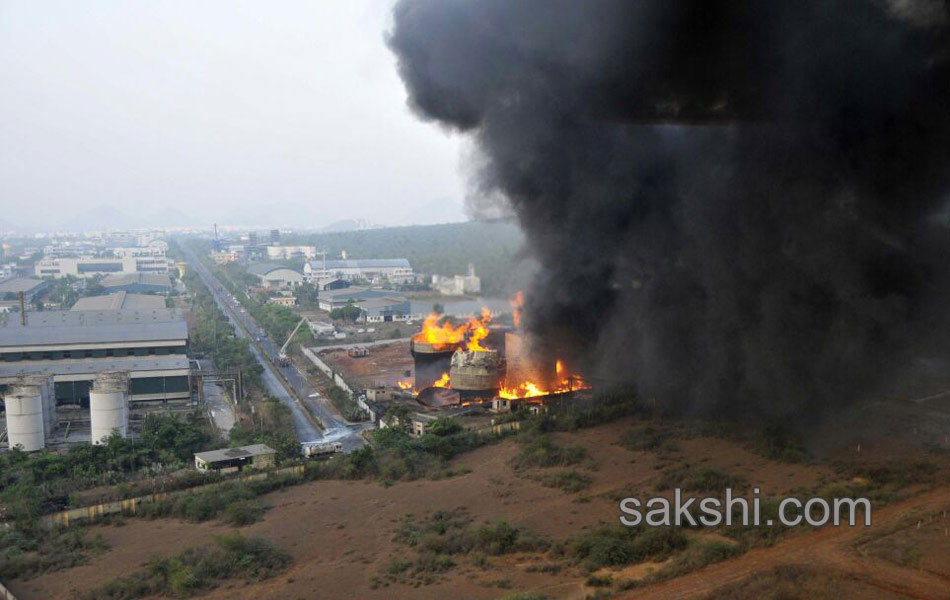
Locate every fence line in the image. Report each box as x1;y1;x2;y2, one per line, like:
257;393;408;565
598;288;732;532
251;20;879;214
38;464;306;530
301;347;354;395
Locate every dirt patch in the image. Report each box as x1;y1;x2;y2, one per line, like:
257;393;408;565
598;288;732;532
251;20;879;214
11;416;950;600
319;341;414;389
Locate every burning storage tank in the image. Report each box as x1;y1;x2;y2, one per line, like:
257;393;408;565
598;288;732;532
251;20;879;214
449;348;504;398
504;332;556;389
90;371;129;444
410;338;457;390
4;383;45;451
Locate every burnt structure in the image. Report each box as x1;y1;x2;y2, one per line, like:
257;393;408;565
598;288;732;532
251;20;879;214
449;348;504;399
409;338;457;390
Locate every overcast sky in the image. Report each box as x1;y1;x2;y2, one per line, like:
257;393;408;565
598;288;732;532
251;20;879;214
0;0;467;231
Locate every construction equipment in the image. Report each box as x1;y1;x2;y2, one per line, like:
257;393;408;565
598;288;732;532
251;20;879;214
277;317;308;366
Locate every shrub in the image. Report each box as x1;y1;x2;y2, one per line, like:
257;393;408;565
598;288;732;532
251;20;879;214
511;433;586;469
569;526;687;570
537;469;592;494
81;533;291;599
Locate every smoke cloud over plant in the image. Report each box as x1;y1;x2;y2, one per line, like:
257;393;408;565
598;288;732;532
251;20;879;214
389;0;950;417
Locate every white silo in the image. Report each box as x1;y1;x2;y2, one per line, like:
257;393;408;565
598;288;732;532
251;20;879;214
22;374;56;438
89;371;129;444
5;384;46;451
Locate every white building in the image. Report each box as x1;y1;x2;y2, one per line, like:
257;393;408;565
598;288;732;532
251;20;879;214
246;264;304;289
432;264;481;296
35;255;170;278
265;245;317;260
304;258;413;284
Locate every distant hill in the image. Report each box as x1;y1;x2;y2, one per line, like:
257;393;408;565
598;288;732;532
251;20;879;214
283;220;530;296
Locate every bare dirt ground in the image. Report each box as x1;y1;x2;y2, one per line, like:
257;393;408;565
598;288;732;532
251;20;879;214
319;341;415;389
11;417;950;600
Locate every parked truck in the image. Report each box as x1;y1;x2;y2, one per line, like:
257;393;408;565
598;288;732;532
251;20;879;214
301;441;343;458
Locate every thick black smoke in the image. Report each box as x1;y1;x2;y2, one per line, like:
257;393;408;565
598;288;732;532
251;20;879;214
389;0;950;418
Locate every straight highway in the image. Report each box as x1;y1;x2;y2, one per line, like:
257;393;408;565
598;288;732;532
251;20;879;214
179;242;367;451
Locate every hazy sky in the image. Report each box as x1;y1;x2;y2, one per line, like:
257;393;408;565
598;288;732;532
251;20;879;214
0;1;467;231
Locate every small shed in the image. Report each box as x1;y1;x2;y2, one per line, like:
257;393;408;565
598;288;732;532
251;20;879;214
194;444;277;473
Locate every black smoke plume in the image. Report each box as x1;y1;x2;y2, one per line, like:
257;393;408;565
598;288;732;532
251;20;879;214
389;0;950;418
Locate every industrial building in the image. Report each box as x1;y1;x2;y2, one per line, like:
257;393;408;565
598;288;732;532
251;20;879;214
316;286;406;312
35;255;170;278
247;263;304;289
101;273;172;294
0;308;190;406
265;245;317;260
194;444;276;473
71;292;167;311
0;277;49;302
304;258;414;284
357;297;412;322
432;265;481;296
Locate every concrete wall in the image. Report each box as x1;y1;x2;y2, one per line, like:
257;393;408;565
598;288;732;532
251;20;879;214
301;347;353;395
39;465;305;529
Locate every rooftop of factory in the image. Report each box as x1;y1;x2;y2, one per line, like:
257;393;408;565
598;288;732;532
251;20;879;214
0;354;189;380
101;273;172;288
71;291;167;311
0;308;187;348
0;277;47;294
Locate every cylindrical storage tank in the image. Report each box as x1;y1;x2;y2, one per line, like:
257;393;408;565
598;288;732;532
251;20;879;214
410;339;457;391
22;375;56;438
90;371;129;444
449;349;503;399
5;384;45;451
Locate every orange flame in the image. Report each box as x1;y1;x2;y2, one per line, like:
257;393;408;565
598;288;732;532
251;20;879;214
396;380;413;390
413;309;493;352
466;308;491;351
498;361;589;399
432;372;451;388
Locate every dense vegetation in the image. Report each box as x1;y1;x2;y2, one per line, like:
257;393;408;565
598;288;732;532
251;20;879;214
0;526;108;581
81;533;291;599
281;220;527;295
0;412;218;524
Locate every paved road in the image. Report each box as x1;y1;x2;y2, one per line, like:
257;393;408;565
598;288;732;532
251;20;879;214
180;242;367;450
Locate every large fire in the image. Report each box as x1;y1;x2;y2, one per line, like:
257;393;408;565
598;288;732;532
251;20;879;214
410;294;590;400
498;360;588;399
412;309;493;351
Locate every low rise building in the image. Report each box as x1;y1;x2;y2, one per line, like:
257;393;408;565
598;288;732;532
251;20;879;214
358;297;412;323
432;264;481;296
316;287;403;312
35;256;169;278
247;264;304;289
305;258;413;284
194;444;276;473
265;245;317;260
101;273;172;294
0;277;49;302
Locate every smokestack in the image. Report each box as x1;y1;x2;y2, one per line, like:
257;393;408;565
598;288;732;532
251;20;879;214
390;0;950;418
